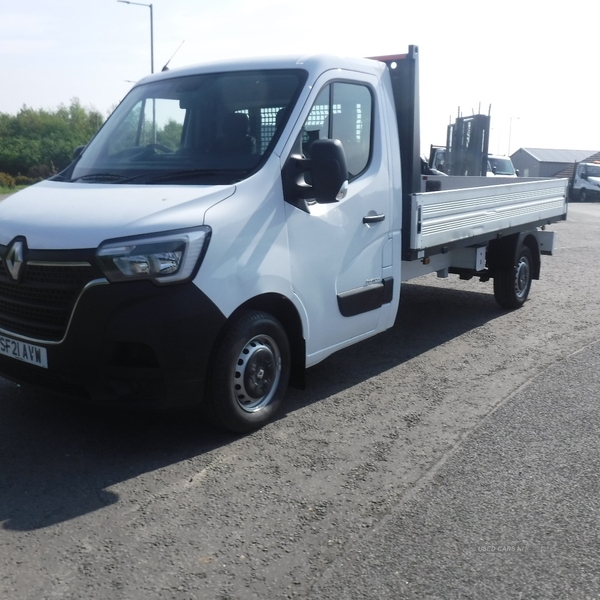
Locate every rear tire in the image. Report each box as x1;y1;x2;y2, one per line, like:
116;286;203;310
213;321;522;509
493;245;533;309
206;310;290;433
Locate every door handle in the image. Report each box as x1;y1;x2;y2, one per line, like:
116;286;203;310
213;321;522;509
363;213;385;224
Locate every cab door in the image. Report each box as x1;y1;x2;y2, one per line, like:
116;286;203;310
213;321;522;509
283;74;394;363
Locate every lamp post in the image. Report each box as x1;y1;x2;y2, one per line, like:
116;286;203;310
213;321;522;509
508;116;519;156
117;0;154;73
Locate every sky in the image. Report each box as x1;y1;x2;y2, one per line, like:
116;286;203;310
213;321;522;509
1;0;599;157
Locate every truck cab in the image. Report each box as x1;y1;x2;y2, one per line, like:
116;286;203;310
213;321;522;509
487;154;518;177
571;162;600;201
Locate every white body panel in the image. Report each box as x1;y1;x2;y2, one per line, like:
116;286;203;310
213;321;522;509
0;181;234;249
281;69;395;363
197;158;303;321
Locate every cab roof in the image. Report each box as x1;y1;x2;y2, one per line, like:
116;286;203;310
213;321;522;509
135;53;387;87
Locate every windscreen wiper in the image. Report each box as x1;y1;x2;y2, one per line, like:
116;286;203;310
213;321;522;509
68;173;130;183
66;169;247;185
141;169;248;184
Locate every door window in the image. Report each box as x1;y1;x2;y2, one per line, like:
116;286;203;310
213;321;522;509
300;82;372;180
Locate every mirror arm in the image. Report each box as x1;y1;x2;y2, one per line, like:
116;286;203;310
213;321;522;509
282;156;313;213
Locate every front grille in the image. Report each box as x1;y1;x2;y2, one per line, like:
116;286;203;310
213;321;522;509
0;260;98;341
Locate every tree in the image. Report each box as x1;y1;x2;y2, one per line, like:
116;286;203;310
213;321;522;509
156;119;183;150
0;99;105;180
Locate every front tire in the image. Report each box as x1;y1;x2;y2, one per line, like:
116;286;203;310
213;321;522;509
493;245;533;309
580;188;587;202
206;310;290;432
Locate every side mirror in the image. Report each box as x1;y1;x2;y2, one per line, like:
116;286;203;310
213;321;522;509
73;145;86;160
310;139;348;203
282;139;348;212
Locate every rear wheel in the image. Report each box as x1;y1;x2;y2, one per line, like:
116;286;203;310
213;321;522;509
206;310;290;432
493;245;533;309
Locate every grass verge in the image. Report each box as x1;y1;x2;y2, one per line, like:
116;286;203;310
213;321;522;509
0;185;28;195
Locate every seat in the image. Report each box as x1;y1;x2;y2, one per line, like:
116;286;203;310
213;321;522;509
220;113;256;154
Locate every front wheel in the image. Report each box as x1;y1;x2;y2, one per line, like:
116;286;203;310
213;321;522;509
493;245;533;309
206;310;290;432
580;188;587;202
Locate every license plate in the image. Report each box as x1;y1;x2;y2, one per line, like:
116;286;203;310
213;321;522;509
0;334;48;368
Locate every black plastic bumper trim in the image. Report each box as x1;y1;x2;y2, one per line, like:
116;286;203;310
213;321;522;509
0;279;227;408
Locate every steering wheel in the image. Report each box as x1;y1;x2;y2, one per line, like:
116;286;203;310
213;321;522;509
147;143;173;154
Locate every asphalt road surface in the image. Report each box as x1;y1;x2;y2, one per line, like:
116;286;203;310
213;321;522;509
1;202;599;599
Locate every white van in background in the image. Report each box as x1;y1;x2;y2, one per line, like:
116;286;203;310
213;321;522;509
487;154;518;177
571;162;600;201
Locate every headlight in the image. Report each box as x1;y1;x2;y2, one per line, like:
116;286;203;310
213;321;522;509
96;226;211;285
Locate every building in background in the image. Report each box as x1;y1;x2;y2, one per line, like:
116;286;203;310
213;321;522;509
511;148;599;178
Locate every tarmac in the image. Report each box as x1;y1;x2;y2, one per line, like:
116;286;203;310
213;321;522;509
1;189;598;598
309;339;600;599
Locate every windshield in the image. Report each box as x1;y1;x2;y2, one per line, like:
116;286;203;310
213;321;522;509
586;165;600;177
488;157;516;176
65;69;307;185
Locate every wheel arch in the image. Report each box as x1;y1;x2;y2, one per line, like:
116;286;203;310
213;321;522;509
488;231;541;280
520;232;541;280
222;293;306;389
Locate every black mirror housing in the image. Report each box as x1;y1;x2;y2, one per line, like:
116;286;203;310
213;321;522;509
282;139;348;211
310;139;348;203
72;145;86;160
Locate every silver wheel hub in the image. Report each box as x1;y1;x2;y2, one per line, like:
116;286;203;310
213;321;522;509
233;335;281;413
515;256;530;298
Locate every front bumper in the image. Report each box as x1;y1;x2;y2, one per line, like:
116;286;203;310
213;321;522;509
0;279;226;408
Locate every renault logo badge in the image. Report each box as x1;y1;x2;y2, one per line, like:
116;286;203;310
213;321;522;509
5;240;24;281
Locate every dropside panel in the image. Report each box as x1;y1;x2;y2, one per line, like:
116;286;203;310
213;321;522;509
410;178;568;253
